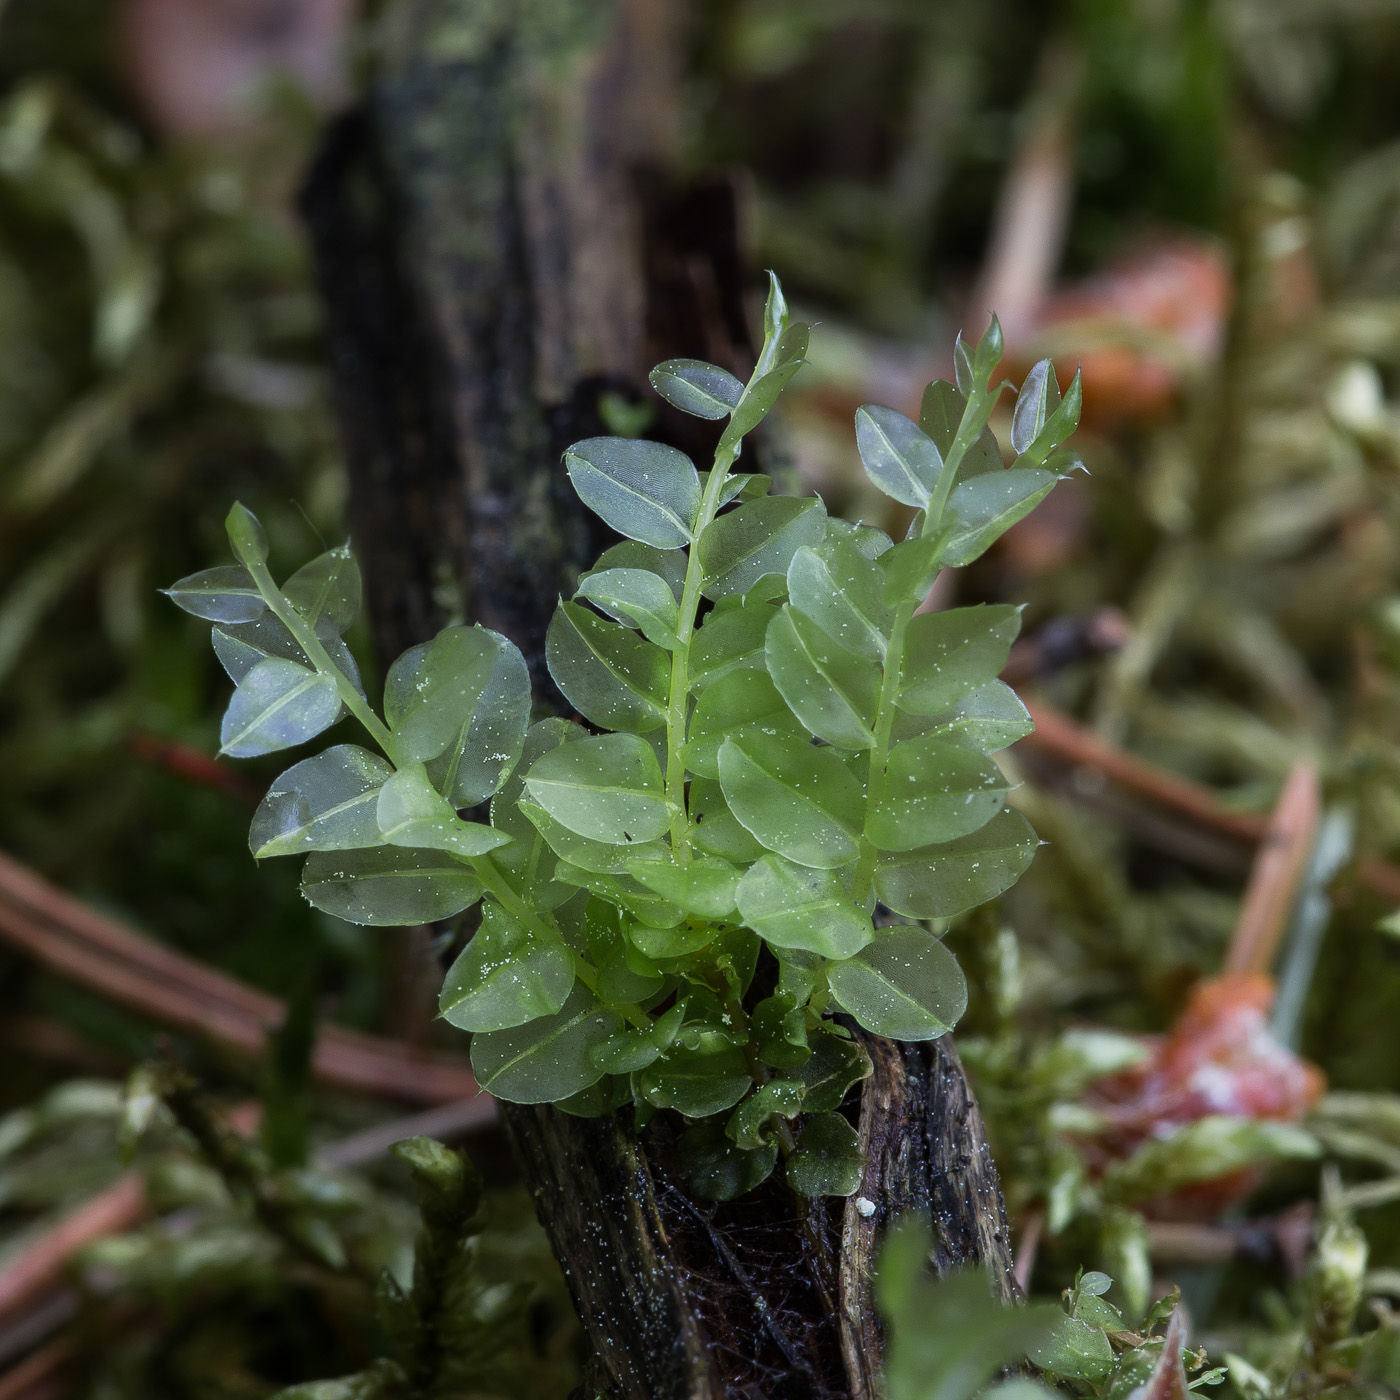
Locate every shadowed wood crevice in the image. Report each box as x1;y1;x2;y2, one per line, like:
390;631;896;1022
299;2;1018;1395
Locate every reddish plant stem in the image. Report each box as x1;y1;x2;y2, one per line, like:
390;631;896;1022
1224;760;1320;978
0;852;480;1104
1018;697;1400;904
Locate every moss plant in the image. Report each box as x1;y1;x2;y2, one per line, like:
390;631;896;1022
166;275;1082;1201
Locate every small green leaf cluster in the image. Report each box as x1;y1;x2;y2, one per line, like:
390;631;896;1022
1028;1272;1225;1399
166;275;1081;1201
876;1215;1059;1400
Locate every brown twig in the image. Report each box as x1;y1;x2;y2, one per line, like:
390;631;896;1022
0;1177;146;1326
1225;760;1321;978
968;38;1081;346
0;1091;495;1347
1020;697;1266;843
0;852;479;1104
0;1102;259;1329
1018;696;1400;904
0;1335;72;1400
1012;1209;1044;1295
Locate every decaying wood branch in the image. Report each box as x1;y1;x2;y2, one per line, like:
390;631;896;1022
299;2;1018;1396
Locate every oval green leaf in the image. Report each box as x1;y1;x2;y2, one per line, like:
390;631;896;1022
898;605;1022;716
524;731;669;844
698;495;827;600
469;986;621;1104
737;855;873;959
164;565;267;623
564;436;701;548
787;1111;863;1197
220;657;341;758
854;404;941;508
376;764;512;858
874;808;1039;919
943;468;1057;567
826;929;967;1040
787;541;891;661
718;729;864;869
575;567;680;649
866;737;1008;851
282;545;361;632
765;605;878;750
649;358;744;420
301;846;483;926
545;601;669;733
250;744;393;858
438;899;574;1033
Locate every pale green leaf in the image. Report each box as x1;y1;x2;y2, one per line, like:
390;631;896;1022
723;359;804;442
879;536;946;608
282;545;360;632
469;986;621;1103
564;436;700;547
688;777;767;863
584;540;687;599
220;657;340;758
736;855;873;958
855;403;941;508
898;606;1022;716
519;800;667;875
684;669;799;779
524;731;669;844
545;601;669;732
490;719;584;908
628;856;740;919
1029;1318;1114;1383
384;626;528;795
438;899;574;1032
1015;369;1082;470
787;540;892;661
896;680;1033;752
225;502;268;565
827;929;968;1040
575;567;680;649
718;729;864;868
301;846;483;926
249;744;392;858
765;604;878;749
636;1043;752;1117
376;764;511;857
688;600;778;689
211;614;364;696
866;737;1008;851
874;809;1039;920
920;380;1002;479
163;565;265;623
698;496;827;600
943;469;1057;567
552;863;684;929
1011;359;1061;455
649;358;744;419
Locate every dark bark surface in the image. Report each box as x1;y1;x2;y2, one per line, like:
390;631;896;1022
300;2;1018;1396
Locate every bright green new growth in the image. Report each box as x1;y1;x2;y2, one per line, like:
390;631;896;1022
166;275;1082;1202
